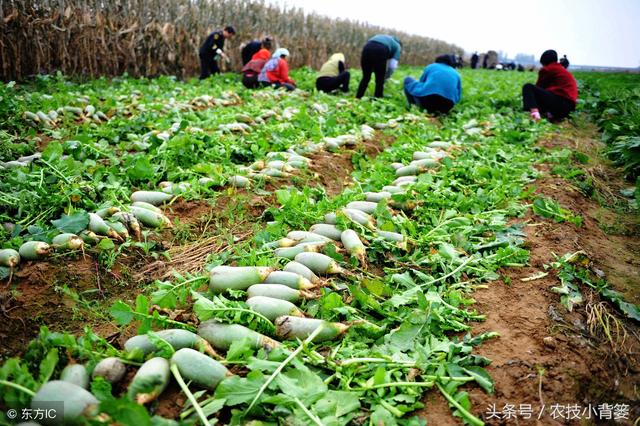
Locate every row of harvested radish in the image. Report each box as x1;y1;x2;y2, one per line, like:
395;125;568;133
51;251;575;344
0;194;173;269
28;255;353;424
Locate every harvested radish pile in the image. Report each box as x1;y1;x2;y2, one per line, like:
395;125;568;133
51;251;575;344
1;69;639;426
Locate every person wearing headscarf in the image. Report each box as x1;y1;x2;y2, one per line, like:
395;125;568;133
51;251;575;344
258;48;296;91
522;49;577;121
355;34;402;98
199;25;235;79
403;54;462;114
316;53;350;93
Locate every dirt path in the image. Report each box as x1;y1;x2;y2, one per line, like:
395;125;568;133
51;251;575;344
422;123;640;425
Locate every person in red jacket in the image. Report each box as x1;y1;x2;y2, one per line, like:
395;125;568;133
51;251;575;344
258;48;296;91
522;50;578;121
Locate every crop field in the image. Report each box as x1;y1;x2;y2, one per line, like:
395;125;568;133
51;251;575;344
0;68;639;425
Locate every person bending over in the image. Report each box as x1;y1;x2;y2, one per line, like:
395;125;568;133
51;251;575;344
403;54;462;114
199;25;235;79
355;34;401;99
316;53;350;93
522;49;577;121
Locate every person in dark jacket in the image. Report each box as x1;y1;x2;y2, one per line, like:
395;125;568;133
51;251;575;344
559;54;570;69
316;53;350;93
355;34;401;99
471;52;479;69
522;50;578;121
241;37;273;65
199;26;235;79
403;54;462;114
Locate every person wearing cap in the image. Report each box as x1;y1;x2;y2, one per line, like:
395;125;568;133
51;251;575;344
522;49;577;121
356;34;402;99
403;54;462;114
199;25;236;79
258;48;296;91
241;37;273;65
316;53;350;93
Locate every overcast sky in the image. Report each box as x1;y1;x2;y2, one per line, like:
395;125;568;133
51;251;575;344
267;0;640;68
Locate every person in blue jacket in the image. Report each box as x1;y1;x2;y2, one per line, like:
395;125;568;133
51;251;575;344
403;54;462;114
355;34;402;99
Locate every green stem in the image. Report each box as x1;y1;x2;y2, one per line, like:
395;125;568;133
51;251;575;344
244;324;324;414
293;397;325;426
0;380;37;398
40;159;71;184
203;307;275;332
338;357;416;367
170;363;212;426
436;382;484;426
418;255;479;289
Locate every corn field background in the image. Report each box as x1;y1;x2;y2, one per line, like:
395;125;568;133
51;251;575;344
0;0;463;81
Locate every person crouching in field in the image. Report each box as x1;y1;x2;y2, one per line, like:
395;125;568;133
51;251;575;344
241;37;273;65
403;54;462;114
240;38;274;88
316;53;350;93
199;26;235;79
522;50;577;121
258;48;296;91
355;34;402;99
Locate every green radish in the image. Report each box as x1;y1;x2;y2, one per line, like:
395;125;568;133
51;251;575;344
31;381;99;423
84;105;96;116
3;160;27;168
247;296;304;321
342;208;375;229
36;110;51;123
128;357;170;404
64;106;83;116
24;111;40;122
131;201;162;213
413;150;437;160
171;348;231;390
17;153;42;163
60;364;89;389
261;238;297;250
198;320;280;351
260;168;289;178
198;177;215;186
52;233;84;250
346;201;378;214
246;284;302;302
210;266;272;293
324;212;337;225
287;160;308;169
394;176;417;185
124;329;218;358
365;192;391;203
0;248;20;267
160;181;191;195
92;357;126;384
19;241;51;260
249;161;265;171
308;224;343;241
228;175;250;188
96;111;109;121
265;271;314;290
410;158;440;169
88;213;122;240
376;230;405;243
381;185;406;194
294;252;344;275
275;316;349;342
341;230;366;264
283;261;321;285
107;221;130;239
286;231;331;242
395;165;419;177
111;212;142;240
95;206;120;218
390;162;404;170
130;206;172;229
265;160;292;171
274;243;323;260
428;141;452;149
79;230;101;245
130;190;174;206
